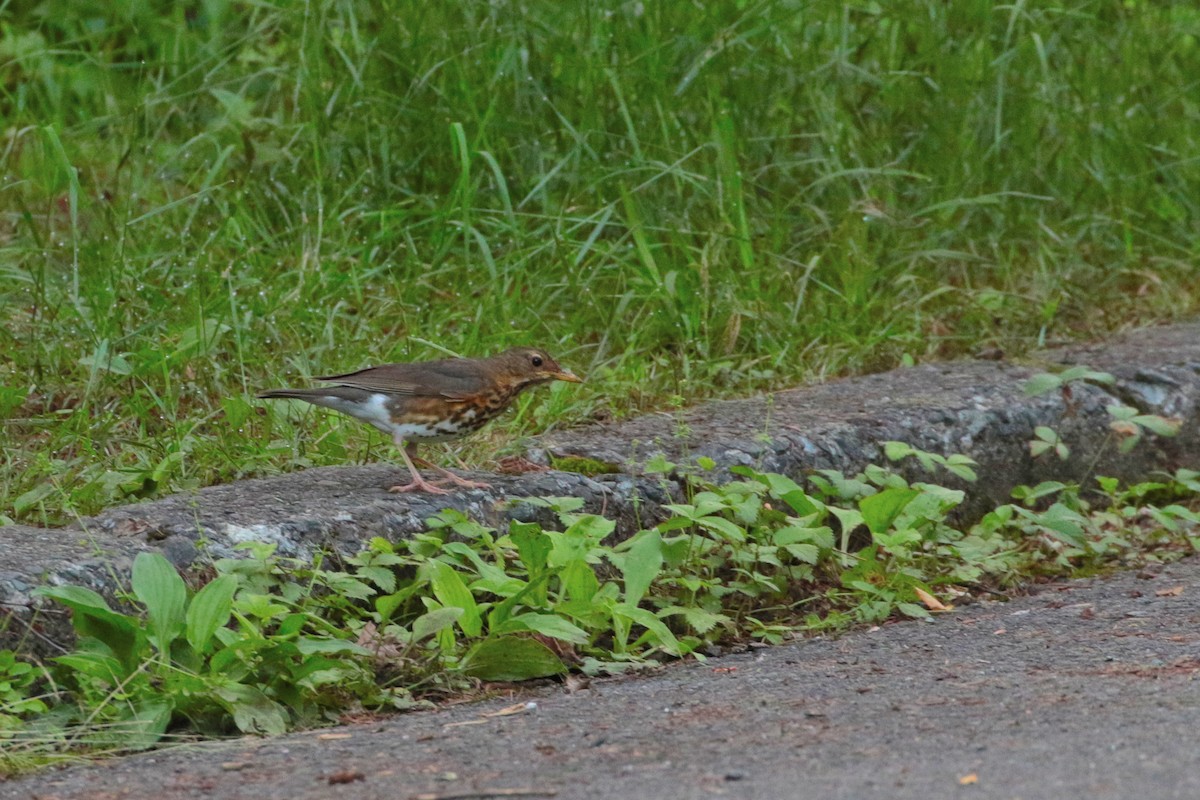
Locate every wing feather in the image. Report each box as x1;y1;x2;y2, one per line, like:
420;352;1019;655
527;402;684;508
315;357;488;400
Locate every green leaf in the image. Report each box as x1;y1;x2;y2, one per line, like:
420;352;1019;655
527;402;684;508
121;700;173;751
13;482;55;514
883;441;915;461
217;684;288;736
1133;414;1182;437
618;529;663;606
54;651;126;681
859;487;920;535
424;561;481;637
35;584;113;614
510;521;552;575
697;516;747;542
660;605;729;635
561;559;600;604
773;524;833;550
782;543;820;564
614;604;682;655
185;574;236;653
896;602;931;619
461;636;566;681
778;489;820;517
294;637;373;656
411;607;464;642
35;585;144;672
132;552;187;653
356;565;397;593
375;581;426;622
1023;373;1062;396
1058;366;1114;384
1105;404;1136;421
1019;503;1086;546
501;613;589;645
827;506;865;553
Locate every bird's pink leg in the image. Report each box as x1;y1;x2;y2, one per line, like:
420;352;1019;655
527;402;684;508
409;447;492;490
387;438;452;495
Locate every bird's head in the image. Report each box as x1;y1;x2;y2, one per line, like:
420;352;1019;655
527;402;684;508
493;347;583;390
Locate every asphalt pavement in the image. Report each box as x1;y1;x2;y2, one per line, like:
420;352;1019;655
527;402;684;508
7;556;1199;800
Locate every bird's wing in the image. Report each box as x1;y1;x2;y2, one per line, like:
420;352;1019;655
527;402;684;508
315;358;488;400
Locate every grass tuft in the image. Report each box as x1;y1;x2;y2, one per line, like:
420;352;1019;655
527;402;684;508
2;1;1199;523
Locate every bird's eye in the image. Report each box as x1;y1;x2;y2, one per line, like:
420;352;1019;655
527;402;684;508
531;355;544;367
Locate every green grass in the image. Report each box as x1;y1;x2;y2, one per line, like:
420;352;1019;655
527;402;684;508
2;1;1199;524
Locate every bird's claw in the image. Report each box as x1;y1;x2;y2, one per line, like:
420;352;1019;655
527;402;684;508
387;479;453;495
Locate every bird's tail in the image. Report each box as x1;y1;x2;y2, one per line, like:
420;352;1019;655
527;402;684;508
256;388;327;401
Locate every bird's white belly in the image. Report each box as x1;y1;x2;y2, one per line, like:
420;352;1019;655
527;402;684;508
322;393;464;442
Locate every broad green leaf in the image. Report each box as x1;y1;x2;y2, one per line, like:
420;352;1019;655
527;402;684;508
510;521;552;575
1058;366;1113;384
561;559;600;603
488;573;549;630
35;585;143;672
943;454;978;482
782;543;820;564
698;516;747;542
13;483;55;514
778;489;820;517
618;529;663;606
54;651;126;681
1023;373;1062;396
615;604;681;655
827;506;865;553
660;605;729;635
375;582;427;622
323;573;375;600
501;612;589;645
1134;414;1182;437
424;561;481;637
461;636;566;681
132;552;187;653
217;684;288;736
896;602;931;619
186;574;236;653
1018;503;1085;546
295;637;373;656
356;565;397;593
35;584;113;614
773;524;833;550
561;513;616;544
859;487;920;535
121;700;173;751
412;607;464;642
883;441;915;461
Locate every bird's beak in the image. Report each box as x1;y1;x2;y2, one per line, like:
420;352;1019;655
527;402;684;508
553;368;583;384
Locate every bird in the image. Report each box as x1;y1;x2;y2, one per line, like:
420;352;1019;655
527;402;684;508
257;347;583;495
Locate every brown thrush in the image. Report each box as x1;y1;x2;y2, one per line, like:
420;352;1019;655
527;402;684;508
257;347;582;494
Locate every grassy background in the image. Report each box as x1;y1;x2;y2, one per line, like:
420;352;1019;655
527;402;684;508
2;0;1198;525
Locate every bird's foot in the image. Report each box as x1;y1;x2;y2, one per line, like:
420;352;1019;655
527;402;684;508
387;476;454;495
410;456;492;490
430;471;492;490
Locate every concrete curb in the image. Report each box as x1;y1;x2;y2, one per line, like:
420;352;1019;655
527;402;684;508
3;322;1199;656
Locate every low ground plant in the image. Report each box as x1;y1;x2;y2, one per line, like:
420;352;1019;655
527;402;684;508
3;449;1197;772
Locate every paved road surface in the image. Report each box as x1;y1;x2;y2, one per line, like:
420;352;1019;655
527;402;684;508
7;558;1199;800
